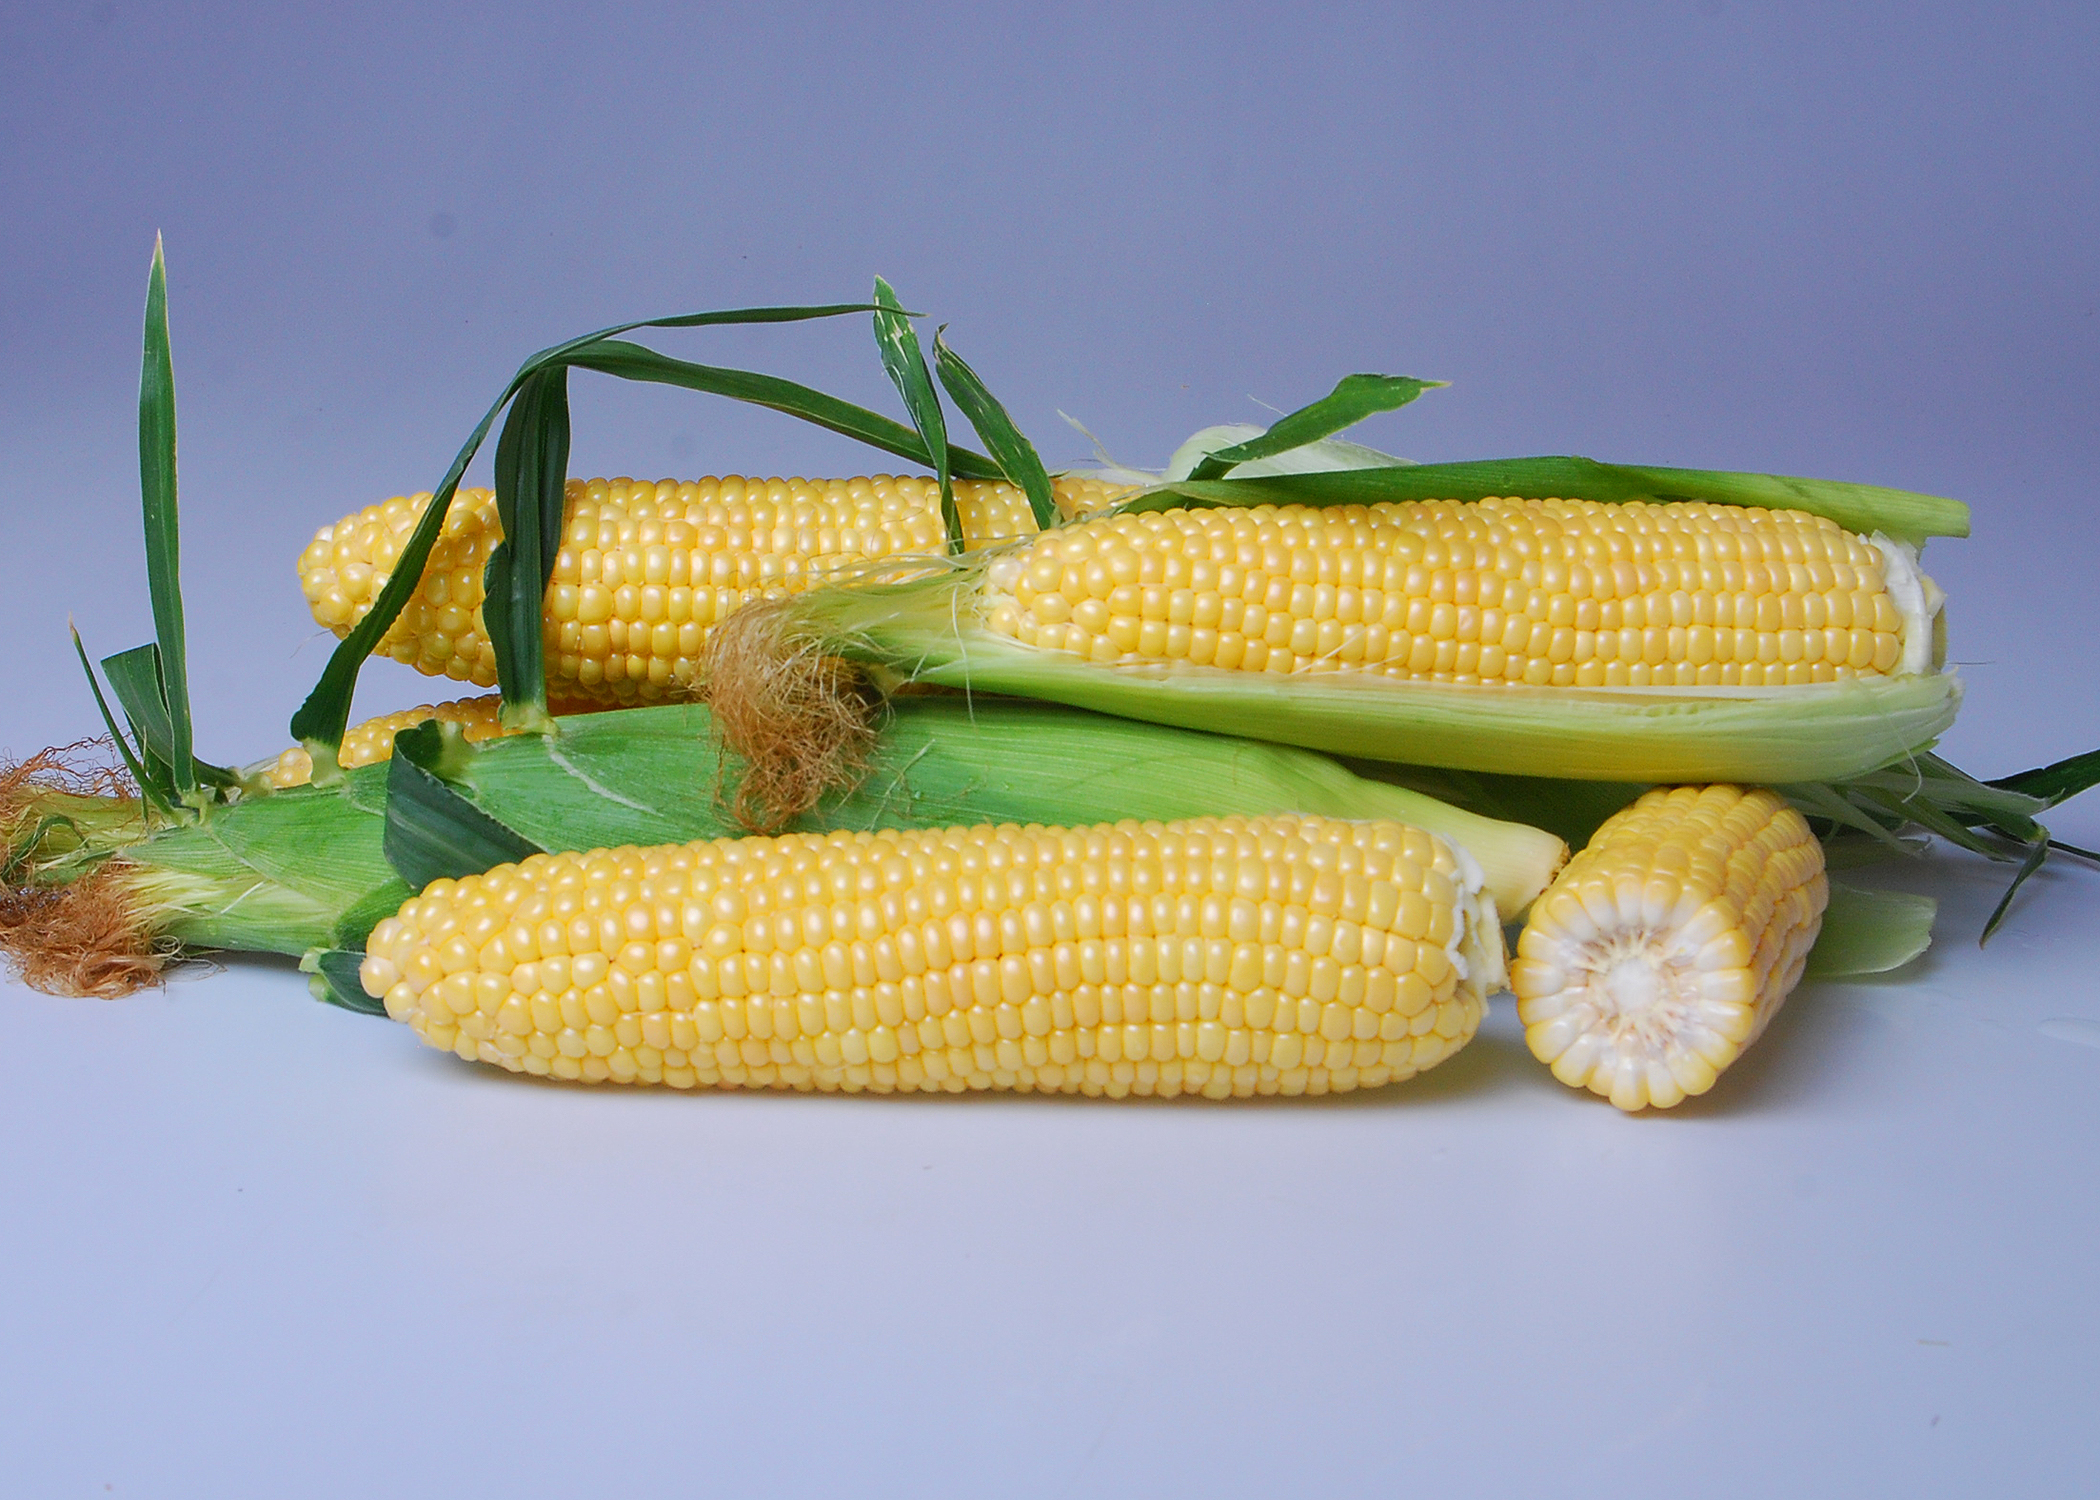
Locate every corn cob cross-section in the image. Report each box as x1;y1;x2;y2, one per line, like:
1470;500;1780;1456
1509;785;1828;1111
359;813;1507;1098
299;473;1132;707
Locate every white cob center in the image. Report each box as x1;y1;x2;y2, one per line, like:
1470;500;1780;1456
1869;533;1947;676
1439;835;1508;999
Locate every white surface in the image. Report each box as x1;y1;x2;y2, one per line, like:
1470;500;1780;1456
3;832;2098;1497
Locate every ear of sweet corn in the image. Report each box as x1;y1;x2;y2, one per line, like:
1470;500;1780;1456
358;813;1506;1098
764;497;1962;784
1508;784;1828;1111
299;473;1132;706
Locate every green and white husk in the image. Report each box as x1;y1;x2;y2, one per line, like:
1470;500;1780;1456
750;564;1962;785
1157;424;1417;483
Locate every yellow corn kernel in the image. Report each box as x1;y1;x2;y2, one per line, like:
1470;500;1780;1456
300;474;1133;707
260;695;526;788
360;813;1506;1098
978;497;1940;688
1508;785;1827;1111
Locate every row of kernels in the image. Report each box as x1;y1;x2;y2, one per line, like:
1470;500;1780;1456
1000;580;1893;650
424;984;1459;1056
376;899;1457;1015
370;818;1455;933
993;612;1897;680
431;1034;1462;1098
429;873;1447;963
1002;545;1886;623
994;606;1897;680
407;986;1477;1091
1012;498;1879;579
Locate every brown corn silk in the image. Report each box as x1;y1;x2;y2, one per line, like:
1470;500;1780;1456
0;743;169;997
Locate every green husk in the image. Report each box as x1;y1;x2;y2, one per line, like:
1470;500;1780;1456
417;698;1566;918
1803;884;1938;979
4;700;1568;987
763;566;1963;784
382;722;543;889
1185;374;1445;483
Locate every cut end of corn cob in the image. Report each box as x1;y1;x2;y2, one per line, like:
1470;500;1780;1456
1509;785;1827;1112
298;474;1133;707
978;496;1939;687
359;813;1503;1098
259;695;528;788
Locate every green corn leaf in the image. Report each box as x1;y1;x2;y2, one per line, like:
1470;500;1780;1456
1982;838;2052;944
2;816;80;883
1129;456;1968;546
1781;779;1918;851
871;277;958;550
69;625;166;815
1188;374;1446;482
1803;883;1937;978
137;237;195;801
330;878;417;951
110;764;402;954
1859;783;2019;861
291;299;978;762
485;364;571;732
932;328;1058;530
1987;746;2100;809
562;341;999;477
302;948;388;1016
291;414;504;768
406;698;1563;919
1340;760;1645;850
99;645;173;759
383;721;545;890
98;643;244;794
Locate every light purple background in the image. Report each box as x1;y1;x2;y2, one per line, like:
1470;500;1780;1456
3;5;2096;1496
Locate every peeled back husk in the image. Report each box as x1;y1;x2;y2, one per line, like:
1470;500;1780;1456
754;566;1963;785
